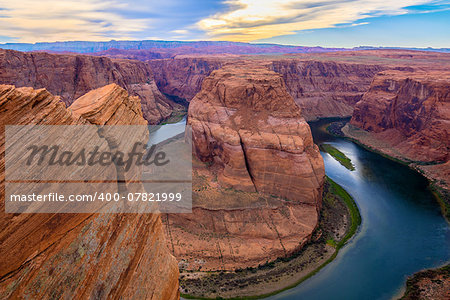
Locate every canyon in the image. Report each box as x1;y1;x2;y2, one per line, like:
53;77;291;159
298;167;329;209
149;51;447;121
0;84;179;299
0;49;183;124
163;62;325;271
270;60;384;120
0;43;449;299
344;69;450;191
149;56;385;120
148;51;450;193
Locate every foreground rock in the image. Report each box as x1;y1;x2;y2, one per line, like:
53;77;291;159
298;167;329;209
344;70;450;190
0;49;183;124
164;63;324;270
0;84;179;299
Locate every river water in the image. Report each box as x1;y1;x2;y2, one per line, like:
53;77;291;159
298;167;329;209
269;118;450;300
148;116;187;145
161;117;449;300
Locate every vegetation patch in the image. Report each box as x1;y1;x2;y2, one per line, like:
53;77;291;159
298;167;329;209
320;144;355;171
429;184;450;222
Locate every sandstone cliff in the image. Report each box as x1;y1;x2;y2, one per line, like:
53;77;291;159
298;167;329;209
189;63;324;200
149;57;223;102
149;57;384;121
0;49;183;124
271;60;384;120
0;84;179;299
344;70;450;188
164;63;325;270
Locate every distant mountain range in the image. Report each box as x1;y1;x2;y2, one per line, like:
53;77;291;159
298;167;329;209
0;40;448;55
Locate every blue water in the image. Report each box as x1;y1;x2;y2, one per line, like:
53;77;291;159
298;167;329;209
269;119;450;300
148;116;187;145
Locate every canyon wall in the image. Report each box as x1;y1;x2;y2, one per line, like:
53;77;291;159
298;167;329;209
0;84;179;299
149;57;384;120
0;49;182;124
271;60;384;120
344;70;450;188
148;57;223;102
164;63;325;270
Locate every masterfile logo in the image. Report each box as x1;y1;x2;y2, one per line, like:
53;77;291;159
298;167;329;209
5;125;192;213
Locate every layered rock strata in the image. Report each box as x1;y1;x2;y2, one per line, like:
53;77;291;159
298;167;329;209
148;57;223;102
344;70;450;189
149;57;384;120
270;60;385;120
164;63;325;270
0;84;179;299
0;49;182;124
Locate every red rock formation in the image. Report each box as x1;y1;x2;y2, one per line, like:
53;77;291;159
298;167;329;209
149;51;449;122
271;60;385;120
0;84;179;299
149;57;383;121
349;70;449;163
164;63;324;270
345;70;450;189
189;63;324;201
149;57;223;102
0;49;182;124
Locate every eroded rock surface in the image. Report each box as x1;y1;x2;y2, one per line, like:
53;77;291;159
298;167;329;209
149;57;383;121
271;60;384;120
164;63;324;271
0;49;182;124
149;57;223;102
189;63;324;201
345;70;450;188
0;84;179;299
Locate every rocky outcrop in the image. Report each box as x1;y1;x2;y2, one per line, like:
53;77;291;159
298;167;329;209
344;70;450;189
189;63;324;201
271;60;384;120
401;264;450;300
0;84;179;299
0;49;182;124
149;58;223;101
348;71;449;162
164;63;324;270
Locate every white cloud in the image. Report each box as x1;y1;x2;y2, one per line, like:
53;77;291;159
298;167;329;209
197;0;436;41
0;0;149;42
171;29;189;34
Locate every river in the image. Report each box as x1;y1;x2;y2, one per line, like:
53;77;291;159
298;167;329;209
269;118;450;300
159;117;449;300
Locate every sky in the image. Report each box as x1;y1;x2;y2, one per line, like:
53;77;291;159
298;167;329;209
0;0;449;48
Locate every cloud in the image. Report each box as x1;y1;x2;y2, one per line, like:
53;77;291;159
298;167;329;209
171;29;189;34
0;0;149;42
197;0;437;41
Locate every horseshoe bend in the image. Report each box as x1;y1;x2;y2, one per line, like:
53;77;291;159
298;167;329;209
0;12;449;300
